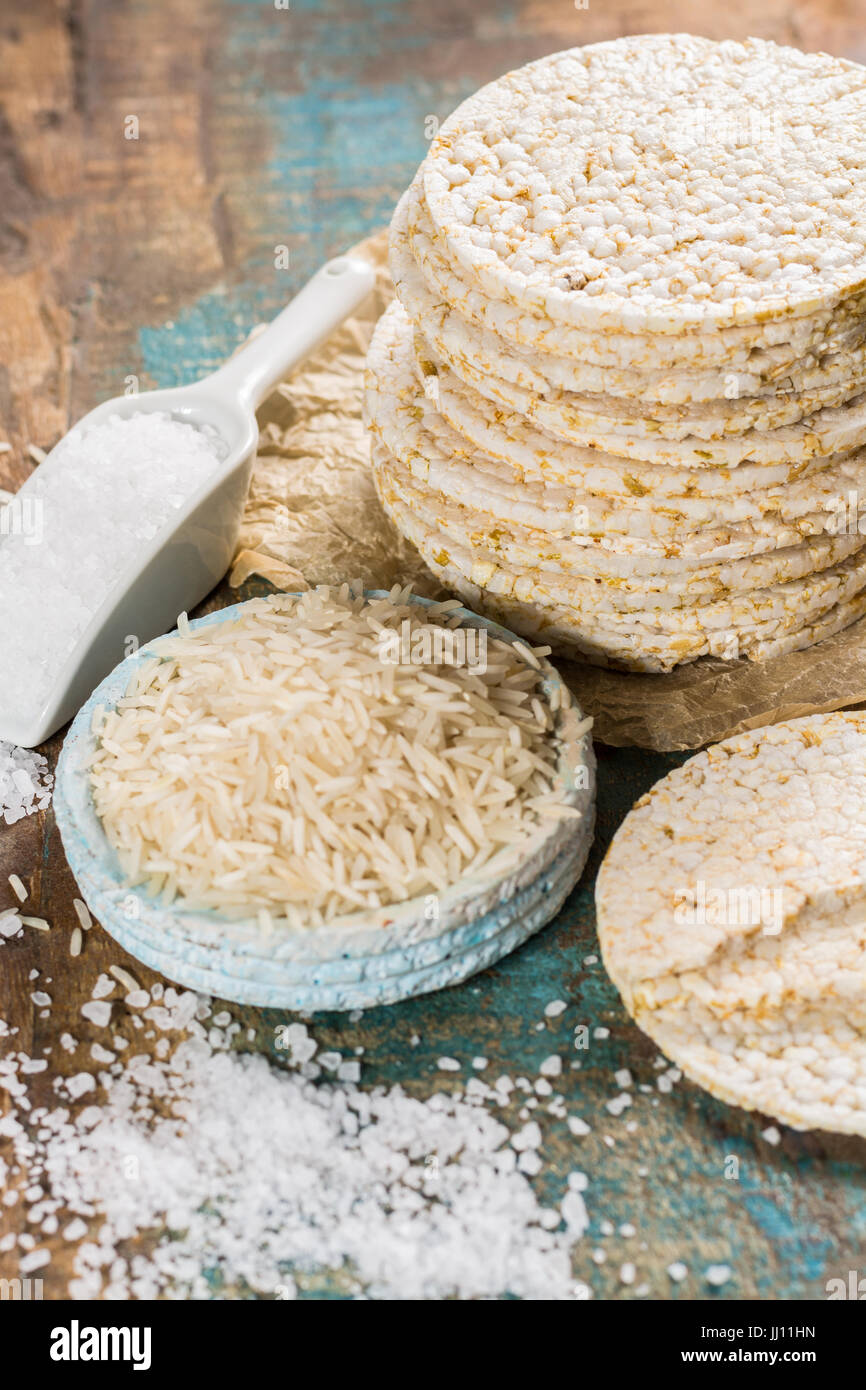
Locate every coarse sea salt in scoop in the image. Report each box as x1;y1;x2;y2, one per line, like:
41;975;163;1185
0;255;375;747
0;410;225;735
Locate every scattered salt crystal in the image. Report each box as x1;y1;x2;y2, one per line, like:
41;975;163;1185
614;1069;633;1089
705;1264;732;1287
65;1073;96;1099
544;1000;567;1018
29;992;51;1007
593;1027;610;1040
567;1116;591;1137
606;1092;632;1116
59;1034;77;1053
0;912;21;937
277;1022;317;1065
124;990;149;1010
0;743;53;825
619;1262;636;1285
19;1248;49;1273
539;1055;562;1077
471;1057;488;1070
517;1151;543;1175
511;1121;542;1153
91;975;115;1000
80;1001;112;1027
619;1222;636;1237
667;1261;688;1282
761;1125;781;1145
2;1014;592;1299
437;1057;460;1072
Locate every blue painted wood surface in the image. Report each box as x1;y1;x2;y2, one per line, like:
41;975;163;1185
3;0;866;1300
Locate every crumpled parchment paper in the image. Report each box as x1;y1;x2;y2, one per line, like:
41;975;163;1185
231;229;866;752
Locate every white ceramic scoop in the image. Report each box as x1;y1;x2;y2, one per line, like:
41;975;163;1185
0;255;375;749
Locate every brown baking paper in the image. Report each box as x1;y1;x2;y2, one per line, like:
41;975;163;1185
230;230;866;752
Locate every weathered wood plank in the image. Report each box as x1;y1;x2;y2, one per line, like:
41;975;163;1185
2;0;866;1301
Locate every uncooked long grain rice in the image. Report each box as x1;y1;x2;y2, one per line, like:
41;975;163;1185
72;898;92;931
89;587;569;925
8;874;26;903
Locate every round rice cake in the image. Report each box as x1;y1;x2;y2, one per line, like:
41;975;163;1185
417;322;862;499
422;36;866;333
420;334;866;469
373;437;848;567
374;450;866;600
392;192;866;406
378;478;866;672
361;371;866;586
373;450;866;639
372;442;866;667
420;320;866;441
366;302;866;535
417;329;866;458
406;175;866;371
596;713;866;1133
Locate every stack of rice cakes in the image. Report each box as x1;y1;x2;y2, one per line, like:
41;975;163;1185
365;35;866;672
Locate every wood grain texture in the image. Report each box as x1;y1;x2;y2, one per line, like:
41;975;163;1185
2;0;866;1301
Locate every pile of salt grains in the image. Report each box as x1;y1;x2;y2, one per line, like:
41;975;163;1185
0;983;601;1300
0;412;225;718
0;741;52;826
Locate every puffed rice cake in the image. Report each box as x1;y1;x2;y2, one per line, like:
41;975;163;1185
596;713;866;1135
366;35;866;673
422;36;866;332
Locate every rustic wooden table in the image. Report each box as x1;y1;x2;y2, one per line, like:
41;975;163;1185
2;0;866;1301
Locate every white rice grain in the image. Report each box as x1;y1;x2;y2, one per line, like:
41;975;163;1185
89;589;575;926
8;874;27;903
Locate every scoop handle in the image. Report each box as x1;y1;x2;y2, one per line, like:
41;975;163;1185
207;256;376;410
